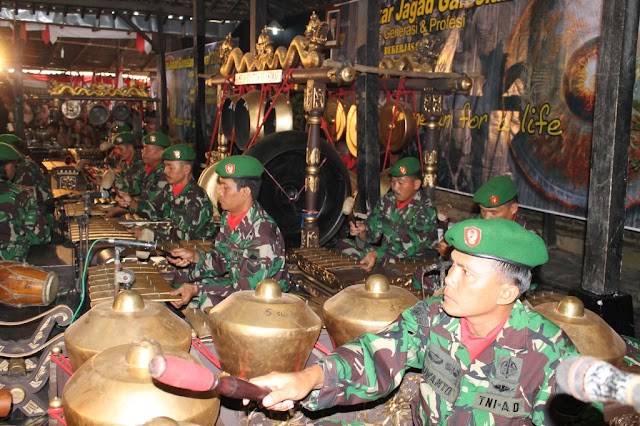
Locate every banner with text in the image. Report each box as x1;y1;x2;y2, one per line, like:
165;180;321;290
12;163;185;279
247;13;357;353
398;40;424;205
165;40;229;147
379;0;640;228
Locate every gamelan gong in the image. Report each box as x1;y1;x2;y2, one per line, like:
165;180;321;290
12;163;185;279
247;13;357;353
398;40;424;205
323;274;419;347
209;279;322;379
234;91;264;150
534;296;627;366
63;339;219;426
64;290;192;370
197;162;222;220
245;130;350;248
378;100;415;153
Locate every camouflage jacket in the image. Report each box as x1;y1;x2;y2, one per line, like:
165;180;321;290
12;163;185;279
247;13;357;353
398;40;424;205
363;189;437;262
0;180;48;261
136;179;214;241
130;163;167;219
14;157;52;204
115;151;145;196
304;296;580;425
185;203;288;292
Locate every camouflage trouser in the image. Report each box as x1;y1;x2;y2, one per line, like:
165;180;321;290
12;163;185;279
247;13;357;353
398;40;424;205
335;237;374;261
192;285;234;310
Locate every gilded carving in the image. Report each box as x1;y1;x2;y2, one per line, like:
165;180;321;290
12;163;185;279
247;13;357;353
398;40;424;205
423;173;437;188
219;12;328;76
49;81;148;98
379;33;442;72
306;175;319;193
423;150;438;166
423;93;443;117
304;81;325;112
306;147;320;165
301;229;319;248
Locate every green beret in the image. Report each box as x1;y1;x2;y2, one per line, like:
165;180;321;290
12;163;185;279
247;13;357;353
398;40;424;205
112;132;136;146
162;144;196;161
110;123;132;133
474;175;517;207
0;134;27;154
445;218;547;268
0;134;21;145
389;157;420;178
0;142;23;161
142;132;170;148
215;155;264;178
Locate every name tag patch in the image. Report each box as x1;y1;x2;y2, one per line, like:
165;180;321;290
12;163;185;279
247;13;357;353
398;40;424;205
473;393;527;418
422;344;461;404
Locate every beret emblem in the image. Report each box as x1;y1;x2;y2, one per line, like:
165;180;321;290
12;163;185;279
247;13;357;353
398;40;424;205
464;226;481;248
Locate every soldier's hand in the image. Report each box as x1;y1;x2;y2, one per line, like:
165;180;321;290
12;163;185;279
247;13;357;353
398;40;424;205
243;365;324;411
130;227;144;239
349;221;366;237
437;240;453;258
360;251;378;272
167;248;200;267
169;284;199;308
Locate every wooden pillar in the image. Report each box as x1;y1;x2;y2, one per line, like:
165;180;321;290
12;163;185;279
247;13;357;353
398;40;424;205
355;0;380;213
573;0;639;337
249;0;266;55
301;81;326;248
193;0;206;164
582;0;639;293
13;23;25;139
156;16;169;133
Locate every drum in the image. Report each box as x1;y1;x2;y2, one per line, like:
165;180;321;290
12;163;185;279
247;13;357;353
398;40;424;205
0;261;59;307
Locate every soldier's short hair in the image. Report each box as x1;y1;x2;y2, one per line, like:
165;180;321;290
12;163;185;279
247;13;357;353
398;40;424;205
494;259;532;296
0;161;8;180
232;176;261;200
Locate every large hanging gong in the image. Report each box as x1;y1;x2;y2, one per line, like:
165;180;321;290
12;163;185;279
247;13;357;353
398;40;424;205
378;100;415;153
244;130;350;248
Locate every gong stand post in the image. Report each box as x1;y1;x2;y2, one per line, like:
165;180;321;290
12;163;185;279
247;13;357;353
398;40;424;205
421;91;443;201
301;80;326;248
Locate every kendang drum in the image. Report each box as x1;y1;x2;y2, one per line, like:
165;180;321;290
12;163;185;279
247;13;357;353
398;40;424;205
0;261;59;307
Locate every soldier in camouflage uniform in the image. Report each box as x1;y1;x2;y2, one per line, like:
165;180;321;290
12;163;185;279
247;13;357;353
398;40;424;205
337;156;437;271
114;132;169;219
105;132;144;217
0;142;48;261
249;218;599;425
0;134;53;240
134;143;214;242
431;175;538;292
168;155;287;310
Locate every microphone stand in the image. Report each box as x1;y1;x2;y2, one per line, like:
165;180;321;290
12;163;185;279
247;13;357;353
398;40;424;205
113;245;125;298
76;211;89;293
